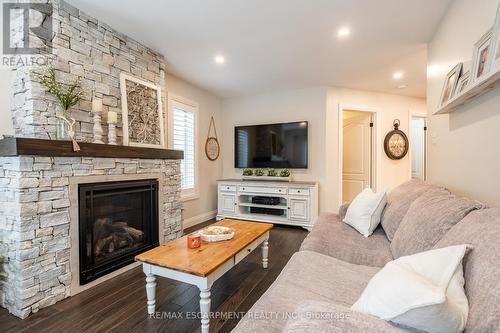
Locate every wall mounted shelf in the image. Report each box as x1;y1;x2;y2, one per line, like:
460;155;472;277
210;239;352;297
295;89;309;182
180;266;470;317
435;65;500;115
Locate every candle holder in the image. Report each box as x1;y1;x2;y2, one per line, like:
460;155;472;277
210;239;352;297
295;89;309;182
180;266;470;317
108;121;117;145
92;110;104;144
107;110;118;145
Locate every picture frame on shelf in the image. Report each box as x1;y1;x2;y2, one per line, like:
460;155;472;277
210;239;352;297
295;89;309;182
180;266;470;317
471;28;493;83
490;3;500;71
439;63;462;106
454;70;470;97
120;73;165;148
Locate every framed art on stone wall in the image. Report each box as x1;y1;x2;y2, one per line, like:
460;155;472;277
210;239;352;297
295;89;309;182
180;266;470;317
120;73;165;148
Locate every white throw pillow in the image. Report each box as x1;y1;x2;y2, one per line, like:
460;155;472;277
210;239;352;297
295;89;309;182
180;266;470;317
343;188;387;237
351;244;470;333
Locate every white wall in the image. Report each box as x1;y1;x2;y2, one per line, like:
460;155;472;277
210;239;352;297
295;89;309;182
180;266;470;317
222;86;328;207
427;0;500;206
165;74;223;226
221;86;425;213
0;69;14;136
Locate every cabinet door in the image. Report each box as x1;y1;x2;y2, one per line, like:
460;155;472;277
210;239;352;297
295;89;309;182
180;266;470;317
289;197;309;221
219;193;237;214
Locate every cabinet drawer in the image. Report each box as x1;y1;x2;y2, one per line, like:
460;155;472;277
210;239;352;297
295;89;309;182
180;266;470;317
238;186;287;195
289;188;310;196
234;233;268;265
219;184;236;192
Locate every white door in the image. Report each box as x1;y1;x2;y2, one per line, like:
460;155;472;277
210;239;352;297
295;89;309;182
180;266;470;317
219;193;236;215
411;117;426;180
342;111;372;202
289;197;309;221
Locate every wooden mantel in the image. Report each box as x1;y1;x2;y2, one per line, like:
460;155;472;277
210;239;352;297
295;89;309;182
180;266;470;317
0;137;184;159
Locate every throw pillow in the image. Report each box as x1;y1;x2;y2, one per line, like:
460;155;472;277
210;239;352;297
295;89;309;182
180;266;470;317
351;244;470;333
390;189;483;258
343;188;387;237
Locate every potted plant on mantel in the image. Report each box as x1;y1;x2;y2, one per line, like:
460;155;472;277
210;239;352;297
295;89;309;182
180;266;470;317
242;168;291;182
39;66;83;152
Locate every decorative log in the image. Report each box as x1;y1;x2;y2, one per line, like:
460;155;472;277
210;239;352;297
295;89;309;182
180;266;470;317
95;235;113;256
123;226;144;241
93;217;145;256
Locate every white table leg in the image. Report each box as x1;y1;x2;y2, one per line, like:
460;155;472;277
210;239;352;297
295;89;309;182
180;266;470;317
145;273;156;315
199;287;211;333
262;236;269;269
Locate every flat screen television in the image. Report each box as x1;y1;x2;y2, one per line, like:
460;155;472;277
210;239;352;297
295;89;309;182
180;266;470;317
234;121;308;169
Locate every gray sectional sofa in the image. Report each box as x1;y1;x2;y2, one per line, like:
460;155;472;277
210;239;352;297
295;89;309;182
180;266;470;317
232;179;500;333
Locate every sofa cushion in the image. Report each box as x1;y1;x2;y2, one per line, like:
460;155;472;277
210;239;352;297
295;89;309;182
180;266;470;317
300;212;392;267
381;179;435;241
283;301;418;333
231;250;380;333
390;189;483;258
433;208;500;333
343;188;387;237
352;244;469;333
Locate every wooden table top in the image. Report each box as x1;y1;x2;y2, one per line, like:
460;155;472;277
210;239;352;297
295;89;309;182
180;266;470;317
135;219;273;277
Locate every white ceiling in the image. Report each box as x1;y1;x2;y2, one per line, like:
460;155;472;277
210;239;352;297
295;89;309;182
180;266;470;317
67;0;452;99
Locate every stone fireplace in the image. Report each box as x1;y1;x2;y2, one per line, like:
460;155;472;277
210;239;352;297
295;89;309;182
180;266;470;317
0;152;183;318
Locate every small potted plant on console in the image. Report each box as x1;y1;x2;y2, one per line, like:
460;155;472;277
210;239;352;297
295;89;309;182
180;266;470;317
280;169;290;177
278;169;291;182
267;168;278;177
254;169;265;176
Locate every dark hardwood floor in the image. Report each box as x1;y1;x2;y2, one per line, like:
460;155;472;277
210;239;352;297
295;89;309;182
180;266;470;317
0;220;307;333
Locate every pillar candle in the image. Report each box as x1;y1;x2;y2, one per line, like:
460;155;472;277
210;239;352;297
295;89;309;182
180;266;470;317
92;97;103;112
107;110;117;124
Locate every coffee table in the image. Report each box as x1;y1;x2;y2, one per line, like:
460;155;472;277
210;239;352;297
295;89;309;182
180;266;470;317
135;219;273;333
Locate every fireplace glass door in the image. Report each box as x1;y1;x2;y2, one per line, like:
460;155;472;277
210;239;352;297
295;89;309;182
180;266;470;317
79;179;159;284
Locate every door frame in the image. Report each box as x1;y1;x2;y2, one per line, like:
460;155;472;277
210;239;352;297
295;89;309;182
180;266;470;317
338;105;380;207
408;112;428;180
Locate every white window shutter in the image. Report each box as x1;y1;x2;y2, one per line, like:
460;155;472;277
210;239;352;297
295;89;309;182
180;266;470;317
173;106;195;191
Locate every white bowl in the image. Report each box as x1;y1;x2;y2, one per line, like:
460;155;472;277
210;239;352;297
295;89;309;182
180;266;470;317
199;226;235;242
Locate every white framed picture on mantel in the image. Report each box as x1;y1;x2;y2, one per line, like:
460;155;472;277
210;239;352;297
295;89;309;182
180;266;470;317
120;73;165;148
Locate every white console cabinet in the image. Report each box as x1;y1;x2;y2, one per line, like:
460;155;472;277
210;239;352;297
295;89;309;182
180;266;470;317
217;179;318;230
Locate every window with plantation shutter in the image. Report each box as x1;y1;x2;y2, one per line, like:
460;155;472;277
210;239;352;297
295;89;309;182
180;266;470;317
171;98;198;198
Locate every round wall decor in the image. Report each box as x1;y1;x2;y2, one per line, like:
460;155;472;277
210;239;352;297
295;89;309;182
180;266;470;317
205;116;220;161
384;119;409;160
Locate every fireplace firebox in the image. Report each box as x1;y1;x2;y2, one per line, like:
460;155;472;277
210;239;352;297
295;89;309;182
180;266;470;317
78;179;159;285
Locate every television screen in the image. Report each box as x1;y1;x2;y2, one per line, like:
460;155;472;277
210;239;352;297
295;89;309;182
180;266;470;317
234;121;308;169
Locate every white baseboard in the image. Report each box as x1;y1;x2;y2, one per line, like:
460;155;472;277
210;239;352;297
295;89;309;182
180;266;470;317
182;210;217;229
